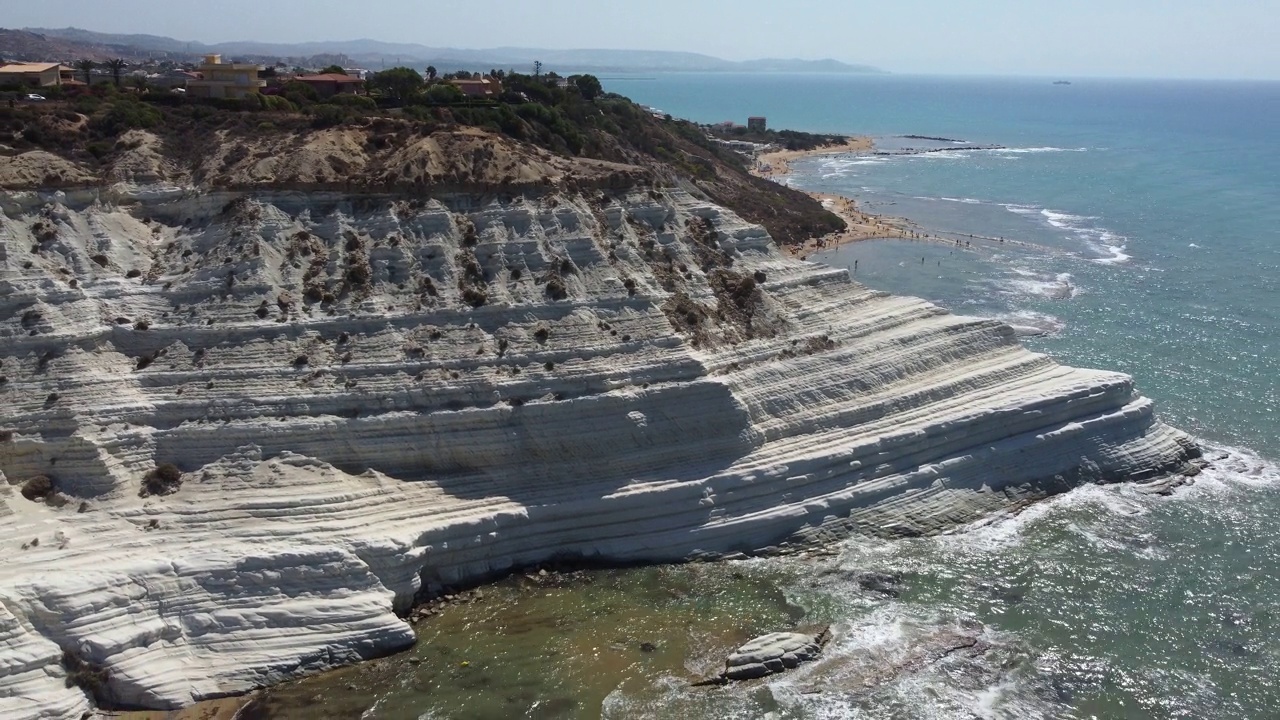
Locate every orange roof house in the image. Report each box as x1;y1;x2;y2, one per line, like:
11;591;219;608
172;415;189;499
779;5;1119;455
448;78;502;98
292;73;365;98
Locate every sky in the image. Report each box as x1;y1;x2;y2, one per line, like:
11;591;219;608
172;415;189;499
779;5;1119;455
7;0;1280;80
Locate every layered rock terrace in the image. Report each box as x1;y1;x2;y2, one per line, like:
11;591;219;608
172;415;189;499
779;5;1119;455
0;182;1198;716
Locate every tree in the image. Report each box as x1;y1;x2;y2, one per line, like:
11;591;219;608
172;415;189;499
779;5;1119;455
105;58;127;87
320;65;346;75
425;65;437;81
368;67;424;102
282;80;320;107
533;60;542;78
573;74;603;101
424;83;465;104
75;59;95;85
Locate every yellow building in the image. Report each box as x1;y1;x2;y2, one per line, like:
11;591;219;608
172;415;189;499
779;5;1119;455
186;54;266;99
0;63;63;88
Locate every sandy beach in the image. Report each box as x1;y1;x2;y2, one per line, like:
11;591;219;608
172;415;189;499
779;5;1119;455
751;137;926;256
754;136;874;179
751;137;1001;258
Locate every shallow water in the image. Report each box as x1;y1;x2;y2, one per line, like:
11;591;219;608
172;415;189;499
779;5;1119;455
248;564;811;719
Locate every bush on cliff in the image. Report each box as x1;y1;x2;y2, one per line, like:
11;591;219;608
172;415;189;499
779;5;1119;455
326;94;377;111
140;463;183;497
423;83;466;105
92;97;161;135
20;475;54;502
308;104;357;128
62;650;110;703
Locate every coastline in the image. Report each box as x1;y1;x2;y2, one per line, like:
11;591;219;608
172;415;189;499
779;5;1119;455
754;136;874;179
751;138;923;256
752;137;1029;258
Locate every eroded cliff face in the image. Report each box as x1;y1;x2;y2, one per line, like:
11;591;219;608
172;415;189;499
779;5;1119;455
0;185;1199;716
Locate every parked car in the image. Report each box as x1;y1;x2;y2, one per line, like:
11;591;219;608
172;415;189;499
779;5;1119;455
25;94;46;101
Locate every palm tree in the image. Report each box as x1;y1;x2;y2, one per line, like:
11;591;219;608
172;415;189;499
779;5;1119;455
105;58;127;87
75;59;96;85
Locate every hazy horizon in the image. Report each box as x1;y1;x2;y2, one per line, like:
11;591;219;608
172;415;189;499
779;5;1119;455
8;0;1280;81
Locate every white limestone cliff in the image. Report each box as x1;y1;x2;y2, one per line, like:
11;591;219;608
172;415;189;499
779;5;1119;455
0;186;1198;716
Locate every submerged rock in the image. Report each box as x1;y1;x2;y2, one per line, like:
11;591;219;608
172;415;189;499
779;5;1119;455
856;571;904;598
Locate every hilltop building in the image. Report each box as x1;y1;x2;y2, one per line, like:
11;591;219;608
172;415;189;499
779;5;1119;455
0;62;64;88
448;77;503;98
747;116;768;132
185;54;266;99
292;73;365;98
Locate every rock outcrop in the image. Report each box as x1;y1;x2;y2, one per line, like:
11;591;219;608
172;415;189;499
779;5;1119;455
725;631;825;681
0;183;1199;716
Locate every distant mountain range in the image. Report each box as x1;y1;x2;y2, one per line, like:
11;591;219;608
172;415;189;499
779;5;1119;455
7;27;884;74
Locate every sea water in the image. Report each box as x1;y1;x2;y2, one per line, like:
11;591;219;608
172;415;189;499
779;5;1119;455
258;75;1280;719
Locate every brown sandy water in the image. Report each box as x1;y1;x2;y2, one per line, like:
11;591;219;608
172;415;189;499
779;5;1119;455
242;561;821;719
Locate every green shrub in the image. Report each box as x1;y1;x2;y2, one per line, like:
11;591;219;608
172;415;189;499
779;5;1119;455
308;104;354;128
62;650;110;702
325;94;376;111
20;475;54;502
140;463;182;497
93;98;161;135
260;94;296;112
282;81;320;107
73;95;103;115
546;278;568;301
424;83;466;104
85;141;113;160
461;288;487;308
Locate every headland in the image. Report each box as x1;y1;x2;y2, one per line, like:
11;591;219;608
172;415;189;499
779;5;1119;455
0;76;1201;717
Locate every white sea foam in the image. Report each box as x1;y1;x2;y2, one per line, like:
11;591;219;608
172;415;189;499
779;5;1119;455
1090;243;1131;265
933;442;1278;559
1178;442;1280;492
998;146;1088;154
997;310;1067;337
821;157;885;170
1002;270;1077;301
914;151;970;160
779;606;1060;720
940;197;985;204
1041;209;1098;227
995;206;1131;264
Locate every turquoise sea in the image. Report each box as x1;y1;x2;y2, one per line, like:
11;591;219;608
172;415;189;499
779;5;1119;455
611;73;1280;719
260;75;1280;719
